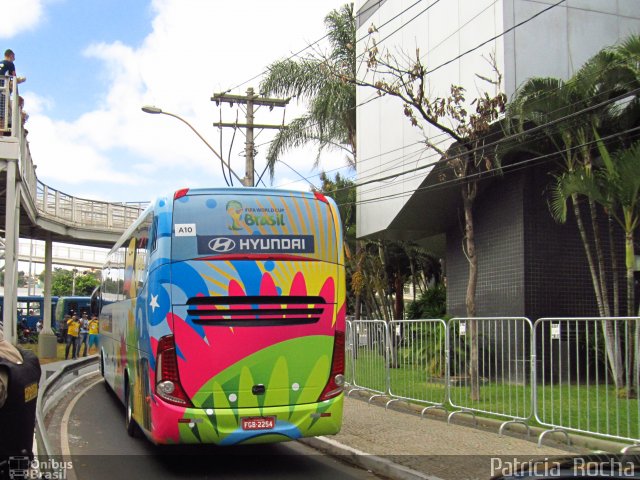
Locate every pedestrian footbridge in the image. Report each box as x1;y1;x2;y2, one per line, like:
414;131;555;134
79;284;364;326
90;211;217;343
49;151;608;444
0;77;147;342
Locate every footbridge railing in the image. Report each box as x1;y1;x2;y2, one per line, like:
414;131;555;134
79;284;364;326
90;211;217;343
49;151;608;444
35;182;147;231
2;75;148;234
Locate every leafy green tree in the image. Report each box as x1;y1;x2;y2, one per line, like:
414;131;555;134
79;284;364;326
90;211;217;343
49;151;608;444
319;172;357;313
260;3;356;177
50;268;73;296
45;268;99;296
319;171;355;250
75;271;100;296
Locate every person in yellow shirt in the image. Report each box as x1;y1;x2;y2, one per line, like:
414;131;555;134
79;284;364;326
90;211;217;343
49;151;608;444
65;315;80;360
88;316;99;354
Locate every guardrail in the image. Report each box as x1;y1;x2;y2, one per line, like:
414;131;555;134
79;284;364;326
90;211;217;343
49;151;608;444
18;238;108;267
345;317;640;451
35;356;99;460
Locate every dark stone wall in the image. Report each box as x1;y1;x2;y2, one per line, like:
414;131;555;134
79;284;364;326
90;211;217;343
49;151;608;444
446;172;526;317
445;165;627;319
523;166;626;319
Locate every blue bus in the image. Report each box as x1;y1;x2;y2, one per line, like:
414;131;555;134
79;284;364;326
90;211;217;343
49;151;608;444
0;295;59;330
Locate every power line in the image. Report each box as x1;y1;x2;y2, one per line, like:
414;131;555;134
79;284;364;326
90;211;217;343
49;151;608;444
271;67;640;193
225;0;427;95
227;0;632;193
284;85;640;198
341;125;640;209
425;0;566;75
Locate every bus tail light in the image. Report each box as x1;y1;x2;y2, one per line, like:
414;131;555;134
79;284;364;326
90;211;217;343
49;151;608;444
318;330;345;402
313;191;329;204
155;335;193;407
174;188;190;200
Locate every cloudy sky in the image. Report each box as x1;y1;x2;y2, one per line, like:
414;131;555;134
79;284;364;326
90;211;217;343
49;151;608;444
3;0;349;203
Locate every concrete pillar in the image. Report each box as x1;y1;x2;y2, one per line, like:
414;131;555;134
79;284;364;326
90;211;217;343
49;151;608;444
12;181;21;341
2;159;17;344
39;233;57;358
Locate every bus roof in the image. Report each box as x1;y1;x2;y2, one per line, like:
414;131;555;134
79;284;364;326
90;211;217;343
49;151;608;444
175;187;320;200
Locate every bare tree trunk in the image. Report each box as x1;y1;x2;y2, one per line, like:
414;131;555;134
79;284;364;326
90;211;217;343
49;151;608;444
394;274;404;320
569;195;624;385
625;230;635;318
463;186;480;401
571;195;605;315
608;213;619;318
409;255;417;303
376;243;393;321
571;195;624;388
589;199;610;317
624;229;637;395
354;241;363;320
388;273;404;369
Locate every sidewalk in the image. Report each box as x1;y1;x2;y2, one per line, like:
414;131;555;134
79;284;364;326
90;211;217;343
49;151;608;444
301;391;586;480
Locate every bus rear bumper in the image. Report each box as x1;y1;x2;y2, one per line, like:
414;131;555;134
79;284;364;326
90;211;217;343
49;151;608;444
149;394;344;445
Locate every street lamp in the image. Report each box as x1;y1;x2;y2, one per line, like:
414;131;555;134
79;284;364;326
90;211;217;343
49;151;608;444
141;105;246;185
72;268;78;296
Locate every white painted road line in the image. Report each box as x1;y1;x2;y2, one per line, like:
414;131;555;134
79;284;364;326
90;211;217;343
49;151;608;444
60;377;103;480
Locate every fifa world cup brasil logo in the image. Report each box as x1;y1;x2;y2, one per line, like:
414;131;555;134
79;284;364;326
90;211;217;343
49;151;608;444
226;200;244;231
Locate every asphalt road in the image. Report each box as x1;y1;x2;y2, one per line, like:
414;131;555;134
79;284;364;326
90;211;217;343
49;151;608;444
52;373;382;480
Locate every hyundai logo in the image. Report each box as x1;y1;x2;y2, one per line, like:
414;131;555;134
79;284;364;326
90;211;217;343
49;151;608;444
208;237;236;253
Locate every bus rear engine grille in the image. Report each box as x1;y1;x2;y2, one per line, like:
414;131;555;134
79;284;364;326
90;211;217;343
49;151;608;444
186;296;330;327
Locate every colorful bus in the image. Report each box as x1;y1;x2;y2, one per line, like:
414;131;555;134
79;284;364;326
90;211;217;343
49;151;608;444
98;188;346;445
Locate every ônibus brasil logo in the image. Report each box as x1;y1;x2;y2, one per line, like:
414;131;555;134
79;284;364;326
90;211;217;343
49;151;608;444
226;200;286;231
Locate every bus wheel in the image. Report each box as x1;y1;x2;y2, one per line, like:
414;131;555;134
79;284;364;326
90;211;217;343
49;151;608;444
125;382;141;438
100;355;110;391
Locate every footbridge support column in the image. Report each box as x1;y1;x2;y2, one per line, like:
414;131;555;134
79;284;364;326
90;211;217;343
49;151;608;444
39;233;57;358
2;159;17;344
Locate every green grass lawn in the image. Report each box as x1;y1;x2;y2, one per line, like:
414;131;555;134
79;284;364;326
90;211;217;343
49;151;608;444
348;348;640;441
18;339;99;364
18;341;67;364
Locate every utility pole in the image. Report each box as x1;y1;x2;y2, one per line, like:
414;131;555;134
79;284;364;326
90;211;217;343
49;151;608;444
212;87;289;187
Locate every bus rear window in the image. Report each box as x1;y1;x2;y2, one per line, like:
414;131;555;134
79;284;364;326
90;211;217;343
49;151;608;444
171;192;339;263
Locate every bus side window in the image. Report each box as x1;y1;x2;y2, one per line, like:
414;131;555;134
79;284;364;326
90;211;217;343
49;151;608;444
90;286;100;317
150;216;158;252
29;302;41;316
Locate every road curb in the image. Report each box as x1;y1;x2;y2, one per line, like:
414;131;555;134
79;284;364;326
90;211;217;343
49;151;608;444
299;436;443;480
346;389;633;453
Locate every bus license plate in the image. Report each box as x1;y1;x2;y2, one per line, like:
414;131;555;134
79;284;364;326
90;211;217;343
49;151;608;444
241;416;276;431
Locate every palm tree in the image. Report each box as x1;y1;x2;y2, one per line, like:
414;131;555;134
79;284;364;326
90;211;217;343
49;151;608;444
505;38;640;390
260;4;363;322
507;74;614;314
259;3;356;178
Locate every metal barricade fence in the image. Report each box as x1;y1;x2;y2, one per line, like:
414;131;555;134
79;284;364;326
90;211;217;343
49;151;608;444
348;320;389;401
447;317;534;435
533;317;640;449
345;320;355;386
386;319;448;413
